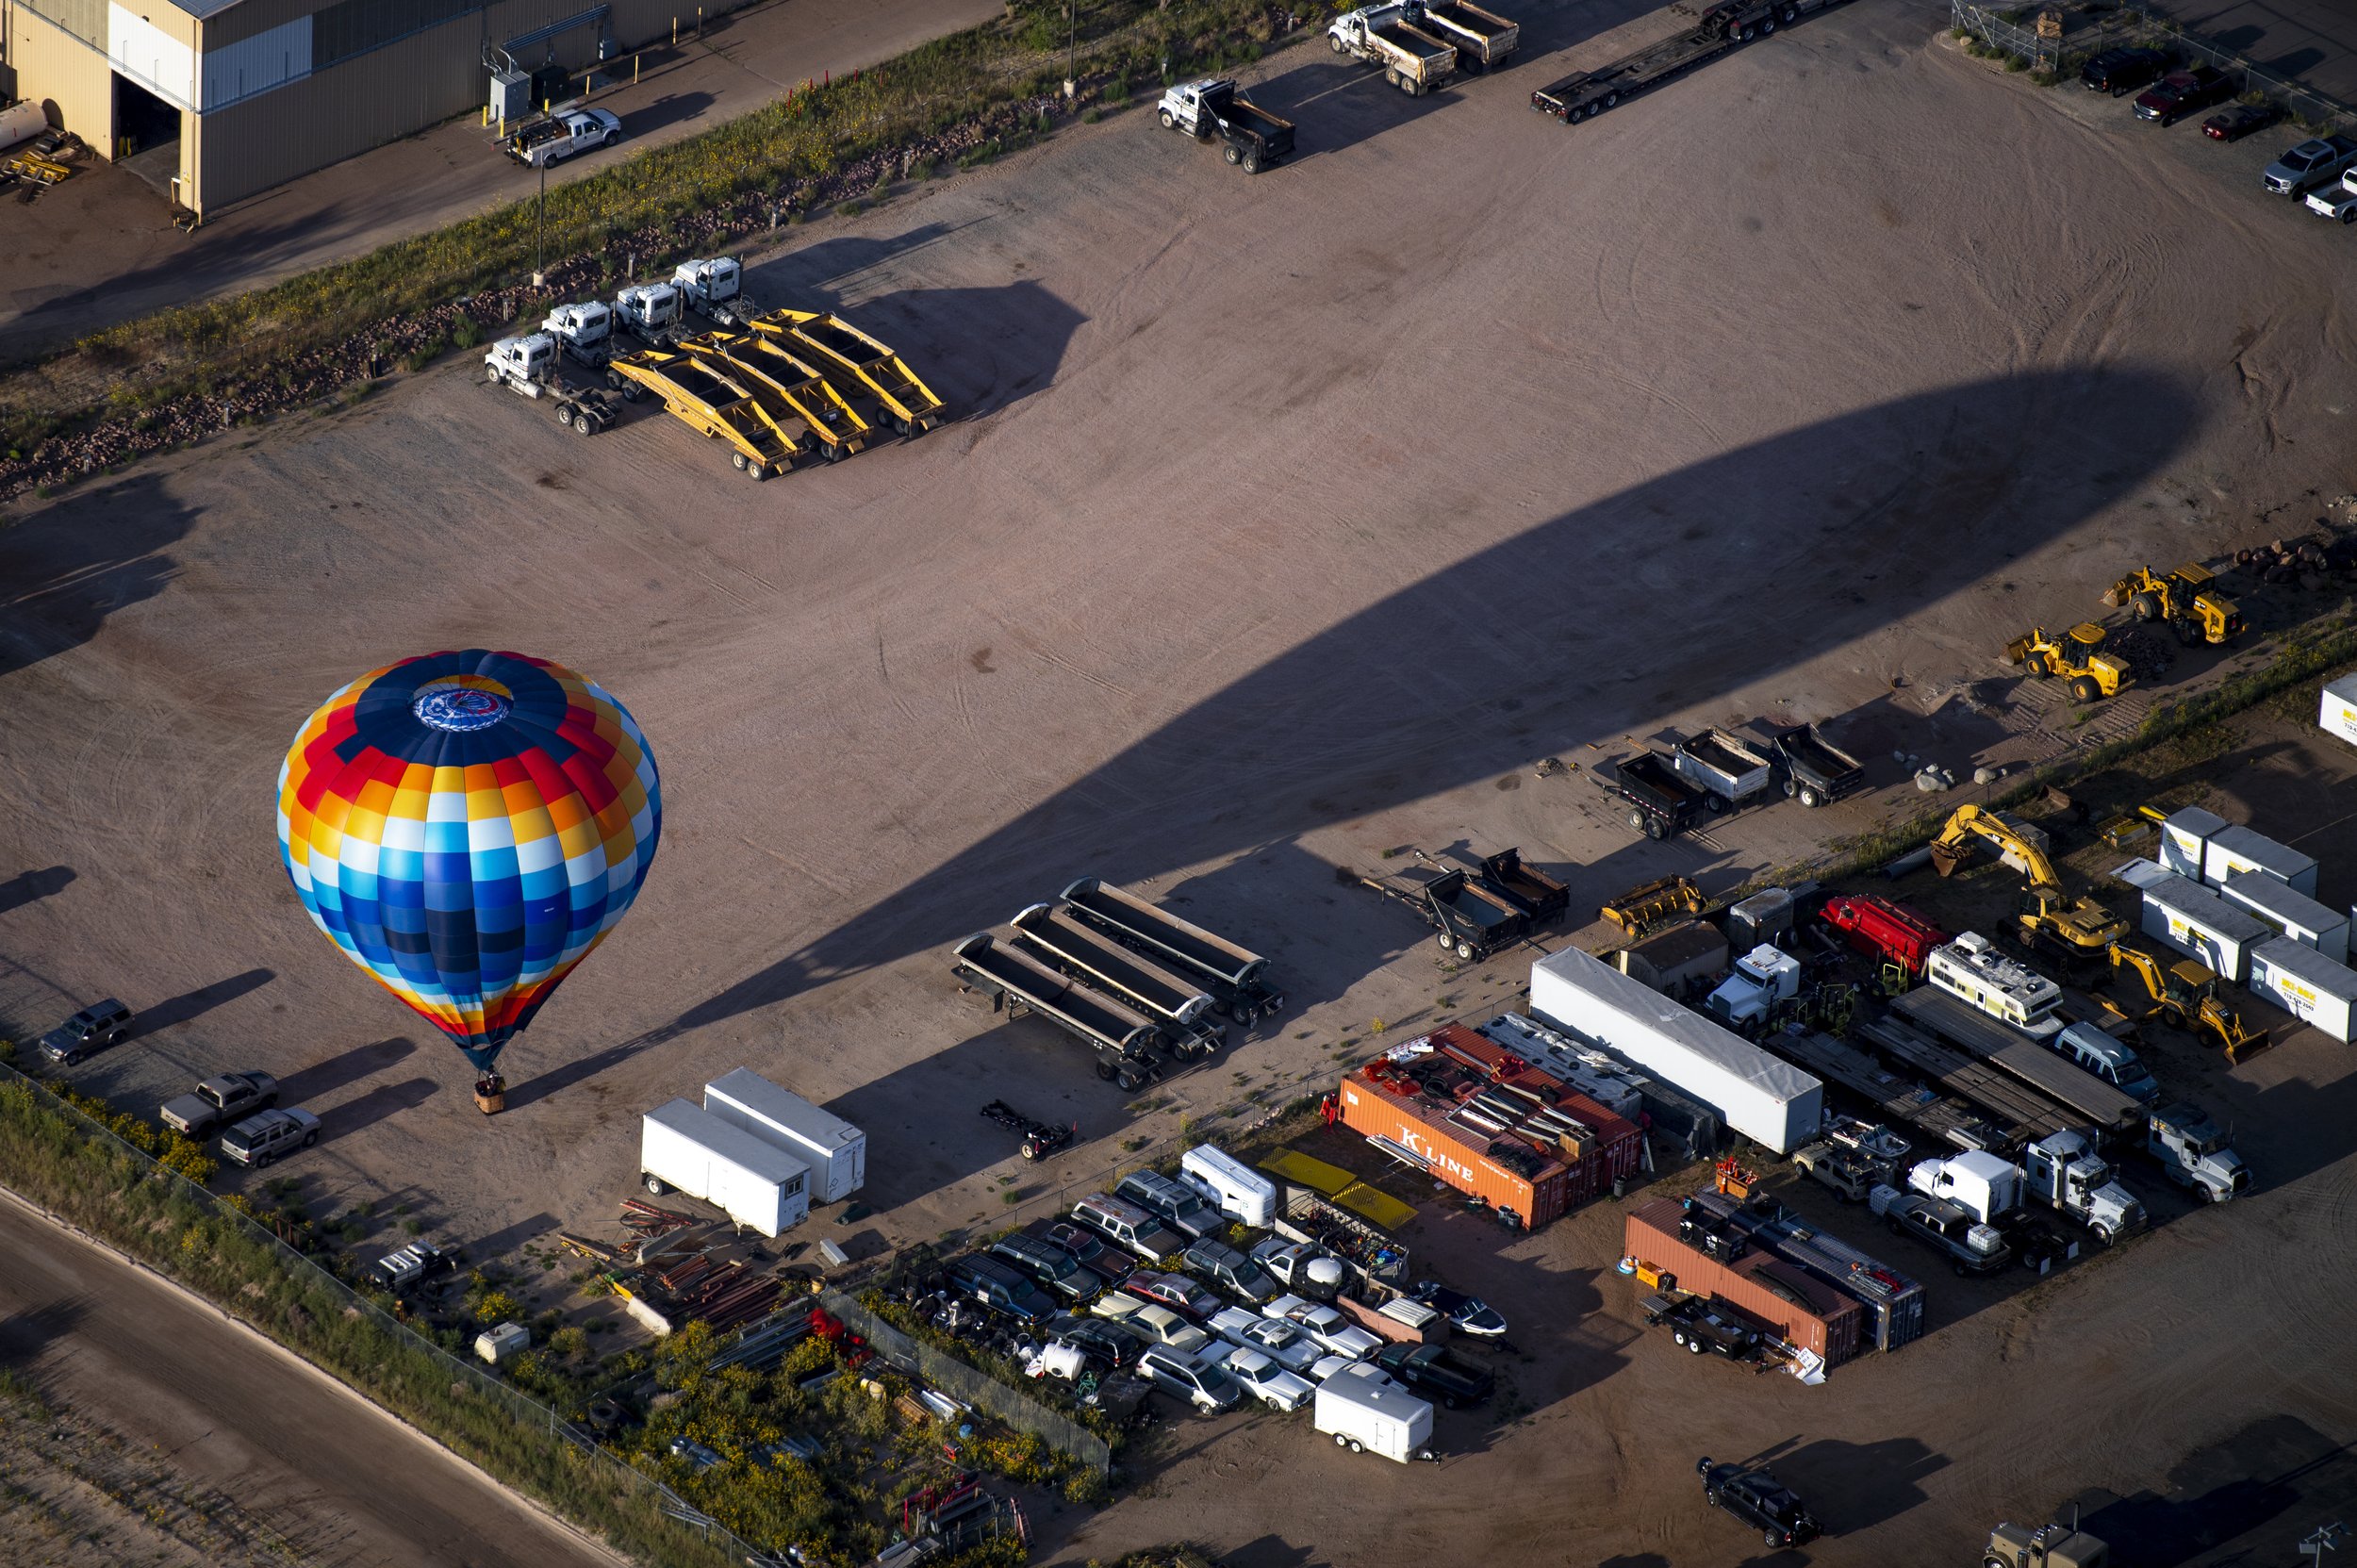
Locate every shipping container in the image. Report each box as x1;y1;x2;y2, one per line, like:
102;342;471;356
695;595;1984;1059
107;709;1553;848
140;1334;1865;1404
703;1067;866;1203
1623;1200;1864;1367
2159;806;2228;880
1615;920;1730;995
1531;946;1822;1154
640;1099;810;1236
1684;1190;1926;1351
2321;675;2357;751
2219;871;2348;963
2249;937;2357;1043
2201;824;2319;899
2139;871;2274;983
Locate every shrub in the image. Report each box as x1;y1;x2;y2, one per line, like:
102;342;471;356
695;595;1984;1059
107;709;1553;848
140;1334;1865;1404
474;1290;522;1324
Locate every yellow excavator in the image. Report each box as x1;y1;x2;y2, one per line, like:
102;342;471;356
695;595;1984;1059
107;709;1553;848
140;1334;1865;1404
2103;564;2244;647
2004;623;2134;703
2107;944;2271;1063
1928;804;2128;962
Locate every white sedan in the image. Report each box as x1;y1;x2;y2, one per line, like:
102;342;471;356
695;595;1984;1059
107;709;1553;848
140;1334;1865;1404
1213;1345;1314;1411
1209;1308;1322;1372
1267;1293;1380;1361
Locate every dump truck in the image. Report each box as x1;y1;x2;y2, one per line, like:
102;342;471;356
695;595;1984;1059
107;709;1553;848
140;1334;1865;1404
1328;3;1457;94
1761;720;1863;807
1671;728;1774;812
949;933;1167;1089
2103;563;2242;645
679;330;870;461
672;256;767;330
1061;877;1285;1024
1155;77;1295;173
605;346;799;477
1599;751;1706;839
483;335;621;434
1408;1;1518;70
748;307;946;437
1011;901;1225;1058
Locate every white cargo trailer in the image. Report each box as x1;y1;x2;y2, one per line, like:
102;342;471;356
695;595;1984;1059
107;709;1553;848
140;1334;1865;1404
1313;1362;1433;1462
2200;823;2319;899
2320;674;2357;750
640;1098;810;1236
1529;946;1821;1154
703;1067;866;1203
1180;1144;1277;1228
2249;938;2357;1043
2219;871;2348;963
2138;872;2272;984
2158;806;2227;880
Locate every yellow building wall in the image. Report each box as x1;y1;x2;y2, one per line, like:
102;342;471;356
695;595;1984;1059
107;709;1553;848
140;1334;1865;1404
3;1;114;158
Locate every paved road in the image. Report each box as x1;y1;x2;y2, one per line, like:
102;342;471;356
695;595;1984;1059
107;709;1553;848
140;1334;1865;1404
0;1192;614;1568
0;0;1000;358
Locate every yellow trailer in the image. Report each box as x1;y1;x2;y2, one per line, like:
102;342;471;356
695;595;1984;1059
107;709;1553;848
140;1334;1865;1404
678;331;871;460
750;308;945;437
605;348;801;479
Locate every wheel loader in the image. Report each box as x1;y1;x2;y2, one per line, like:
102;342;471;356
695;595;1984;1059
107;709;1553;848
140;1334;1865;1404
2004;623;2133;703
2106;943;2271;1063
2102;563;2243;646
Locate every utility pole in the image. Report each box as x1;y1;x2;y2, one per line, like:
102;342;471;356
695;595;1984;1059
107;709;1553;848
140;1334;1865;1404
1064;0;1078;99
2301;1523;2348;1564
532;150;548;288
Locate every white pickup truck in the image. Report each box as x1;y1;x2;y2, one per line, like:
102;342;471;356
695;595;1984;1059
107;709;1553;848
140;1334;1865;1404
503;107;621;168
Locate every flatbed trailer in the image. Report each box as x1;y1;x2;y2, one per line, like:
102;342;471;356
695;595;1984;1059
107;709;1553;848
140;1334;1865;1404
1855;1015;2079;1147
1061;877;1286;1024
1010;902;1224;1059
1892;989;2144;1141
948;933;1166;1089
750;309;945;436
1531;0;1845;125
681;331;871;459
606;349;800;478
1765;1030;2007;1154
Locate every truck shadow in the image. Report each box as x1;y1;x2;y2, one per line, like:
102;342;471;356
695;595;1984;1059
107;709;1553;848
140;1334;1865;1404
0;476;198;681
1244;58;1466;162
1769;1434;1947;1533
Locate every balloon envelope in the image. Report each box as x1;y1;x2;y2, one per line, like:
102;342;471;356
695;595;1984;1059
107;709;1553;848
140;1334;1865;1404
276;650;662;1072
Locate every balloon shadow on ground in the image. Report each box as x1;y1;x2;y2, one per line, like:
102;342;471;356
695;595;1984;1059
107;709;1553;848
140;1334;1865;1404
668;367;2201;1034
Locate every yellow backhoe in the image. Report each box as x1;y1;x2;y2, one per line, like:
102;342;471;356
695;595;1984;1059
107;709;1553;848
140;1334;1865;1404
2004;623;2134;703
1928;804;2128;962
2107;944;2271;1063
2102;564;2243;646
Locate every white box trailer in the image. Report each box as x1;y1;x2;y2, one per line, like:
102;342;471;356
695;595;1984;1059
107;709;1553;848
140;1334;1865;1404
2249;937;2357;1043
1313;1362;1433;1462
2201;823;2319;899
2320;675;2357;750
2138;872;2272;984
1530;946;1821;1154
2159;807;2227;880
640;1098;810;1236
703;1066;866;1203
1180;1144;1277;1228
2219;870;2348;963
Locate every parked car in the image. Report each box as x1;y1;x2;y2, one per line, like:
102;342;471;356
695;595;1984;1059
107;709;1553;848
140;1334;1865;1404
1699;1457;1822;1549
159;1071;280;1138
945;1255;1053;1326
1067;1193;1188;1262
35;999;132;1065
1308;1351;1386;1384
1250;1237;1341;1298
219;1106;320;1167
2134;66;2233;124
2202;103;2278;140
1211;1345;1314;1411
1036;1218;1130;1279
1371;1343;1494;1409
2080;46;2169;96
1122;1271;1224;1321
1137;1346;1242;1412
1409;1281;1508;1339
2306;178;2357;222
1113;1170;1222;1240
1052;1318;1141;1370
1268;1294;1380;1361
1208;1306;1323;1371
2264;135;2357;195
1640;1293;1764;1362
1093;1295;1212;1355
1182;1239;1279;1304
989;1234;1108;1303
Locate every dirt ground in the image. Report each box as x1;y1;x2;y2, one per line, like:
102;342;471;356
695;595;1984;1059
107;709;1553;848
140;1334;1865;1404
3;0;2357;1561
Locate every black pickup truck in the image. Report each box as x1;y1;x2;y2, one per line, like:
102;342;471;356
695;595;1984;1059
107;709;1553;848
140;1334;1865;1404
1155;78;1295;174
1601;752;1705;839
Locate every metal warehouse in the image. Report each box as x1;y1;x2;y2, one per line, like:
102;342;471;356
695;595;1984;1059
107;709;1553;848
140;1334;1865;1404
0;0;729;214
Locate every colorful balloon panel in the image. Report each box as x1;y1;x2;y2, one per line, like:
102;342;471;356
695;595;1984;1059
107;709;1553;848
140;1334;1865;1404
276;651;662;1070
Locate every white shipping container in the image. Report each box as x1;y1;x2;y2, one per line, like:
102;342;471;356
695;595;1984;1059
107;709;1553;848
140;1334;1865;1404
1529;947;1822;1154
2219;871;2348;964
641;1098;810;1237
703;1067;866;1203
2159;807;2227;881
1313;1363;1433;1462
2138;873;2273;984
2201;824;2319;899
2249;937;2357;1043
2320;675;2357;750
1180;1144;1277;1228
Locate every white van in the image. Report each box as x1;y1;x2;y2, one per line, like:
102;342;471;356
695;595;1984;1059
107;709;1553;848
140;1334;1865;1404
1180;1144;1277;1229
1314;1362;1433;1462
2051;1022;2162;1104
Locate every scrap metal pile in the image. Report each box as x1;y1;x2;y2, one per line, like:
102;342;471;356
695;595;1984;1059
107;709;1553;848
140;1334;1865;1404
556;1198;797;1332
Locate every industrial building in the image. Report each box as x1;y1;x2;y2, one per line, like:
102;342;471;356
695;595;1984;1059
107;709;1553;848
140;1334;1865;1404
0;0;733;214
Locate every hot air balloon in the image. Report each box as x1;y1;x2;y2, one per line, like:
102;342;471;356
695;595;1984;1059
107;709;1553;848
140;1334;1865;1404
275;651;662;1111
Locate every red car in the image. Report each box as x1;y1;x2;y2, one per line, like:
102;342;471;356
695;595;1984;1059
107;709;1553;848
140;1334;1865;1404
2203;103;2279;141
1120;1271;1223;1321
2134;67;2233;126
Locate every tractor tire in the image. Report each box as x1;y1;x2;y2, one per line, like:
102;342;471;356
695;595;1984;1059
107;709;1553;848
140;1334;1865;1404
2069;676;2101;703
2130;591;2161;621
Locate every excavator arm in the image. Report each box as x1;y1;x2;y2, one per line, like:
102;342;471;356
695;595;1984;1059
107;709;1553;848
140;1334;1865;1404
1932;805;2127;955
1928;804;2064;888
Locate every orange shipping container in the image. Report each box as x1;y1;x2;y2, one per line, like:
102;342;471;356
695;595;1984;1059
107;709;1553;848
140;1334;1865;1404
1624;1199;1864;1367
1340;1076;1565;1224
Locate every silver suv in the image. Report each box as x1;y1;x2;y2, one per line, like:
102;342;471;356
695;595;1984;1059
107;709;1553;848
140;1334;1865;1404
1137;1346;1242;1412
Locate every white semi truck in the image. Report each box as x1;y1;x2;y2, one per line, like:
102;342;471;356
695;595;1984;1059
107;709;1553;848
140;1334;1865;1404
1909;1133;2145;1246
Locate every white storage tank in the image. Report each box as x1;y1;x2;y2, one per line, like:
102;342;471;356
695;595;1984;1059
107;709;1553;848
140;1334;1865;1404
0;101;49;154
2159;807;2227;880
2139;872;2272;983
2320;675;2357;750
2249;937;2357;1043
2219;870;2348;963
2201;824;2318;899
703;1067;865;1203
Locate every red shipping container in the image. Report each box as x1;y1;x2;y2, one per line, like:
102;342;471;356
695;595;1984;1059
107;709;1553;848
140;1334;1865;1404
1624;1199;1864;1367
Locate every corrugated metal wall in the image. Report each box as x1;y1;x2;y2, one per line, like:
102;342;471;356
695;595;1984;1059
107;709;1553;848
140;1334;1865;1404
3;2;113;156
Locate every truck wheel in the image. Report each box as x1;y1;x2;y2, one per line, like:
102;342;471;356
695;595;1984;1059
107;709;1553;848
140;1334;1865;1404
1331;33;1347;53
1782;778;1797;799
1117;1068;1142;1092
1348;1439;1364;1453
1687;1338;1705;1355
1603;92;1619;108
620;382;642;403
1385;67;1403;88
1760;16;1774;33
2069;676;2101;703
1764;1530;1783;1548
1223;145;1241;165
1334;1432;1350;1445
1643;818;1666;841
1953;1261;1970;1278
1800;786;1822;807
1456;940;1476;961
644;1175;670;1196
1159;108;1177;129
1406;76;1425;96
574;412;596;434
1672;1329;1688;1345
1781;4;1798;19
1706;794;1725;814
1739;23;1757;40
1095;1061;1117;1081
1243;153;1261;173
732;452;749;470
1627;809;1646;832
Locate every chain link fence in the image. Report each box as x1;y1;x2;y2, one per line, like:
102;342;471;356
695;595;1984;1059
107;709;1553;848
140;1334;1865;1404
1950;1;2357;129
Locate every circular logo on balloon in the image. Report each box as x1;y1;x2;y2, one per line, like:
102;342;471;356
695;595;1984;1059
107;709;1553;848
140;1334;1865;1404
412;681;514;733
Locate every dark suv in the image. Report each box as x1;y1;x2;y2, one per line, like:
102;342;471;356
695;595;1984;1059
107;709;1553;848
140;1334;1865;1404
1699;1457;1822;1549
945;1255;1052;1326
989;1235;1108;1303
1641;1293;1763;1363
37;999;133;1066
1371;1343;1495;1409
2134;66;2233;125
2081;47;2169;96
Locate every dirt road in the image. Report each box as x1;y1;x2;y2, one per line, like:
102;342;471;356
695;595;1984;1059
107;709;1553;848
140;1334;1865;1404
2;0;2355;1560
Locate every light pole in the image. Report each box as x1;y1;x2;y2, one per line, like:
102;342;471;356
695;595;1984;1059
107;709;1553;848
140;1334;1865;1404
1064;0;1078;99
532;150;548;288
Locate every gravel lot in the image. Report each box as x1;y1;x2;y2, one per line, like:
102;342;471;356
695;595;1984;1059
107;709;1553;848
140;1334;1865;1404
3;0;2354;1560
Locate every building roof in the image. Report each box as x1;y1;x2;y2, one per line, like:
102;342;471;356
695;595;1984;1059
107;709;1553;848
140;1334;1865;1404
169;0;250;19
